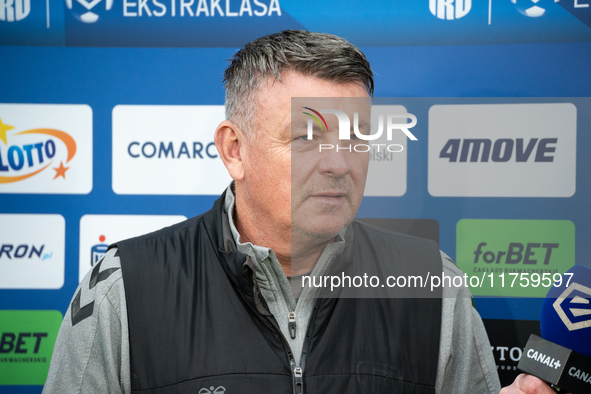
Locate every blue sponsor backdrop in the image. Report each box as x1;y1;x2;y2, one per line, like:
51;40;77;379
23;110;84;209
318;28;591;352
1;0;591;392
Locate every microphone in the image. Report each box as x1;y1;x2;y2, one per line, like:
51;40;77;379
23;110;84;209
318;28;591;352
517;265;591;393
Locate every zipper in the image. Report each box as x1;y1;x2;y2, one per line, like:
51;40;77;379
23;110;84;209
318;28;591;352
288;311;296;339
293;366;303;394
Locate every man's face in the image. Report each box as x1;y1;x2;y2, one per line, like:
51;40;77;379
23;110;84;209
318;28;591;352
241;71;370;248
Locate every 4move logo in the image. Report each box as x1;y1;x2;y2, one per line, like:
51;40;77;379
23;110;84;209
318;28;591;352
0;104;92;194
428;102;576;197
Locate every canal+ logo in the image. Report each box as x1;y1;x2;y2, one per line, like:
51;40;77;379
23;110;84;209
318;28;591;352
0;118;76;185
65;0;113;23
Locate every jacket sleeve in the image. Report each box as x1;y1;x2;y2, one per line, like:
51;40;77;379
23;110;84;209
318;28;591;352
42;248;131;394
435;251;502;394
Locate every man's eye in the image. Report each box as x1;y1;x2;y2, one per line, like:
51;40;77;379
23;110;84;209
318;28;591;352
350;133;359;140
295;135;313;141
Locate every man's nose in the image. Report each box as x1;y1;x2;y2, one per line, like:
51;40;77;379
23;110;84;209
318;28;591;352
318;145;352;177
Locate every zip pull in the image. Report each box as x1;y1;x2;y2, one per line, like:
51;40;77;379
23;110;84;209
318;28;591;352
288;311;296;339
293;366;303;394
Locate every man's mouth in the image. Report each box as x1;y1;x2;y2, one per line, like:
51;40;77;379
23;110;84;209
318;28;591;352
309;192;347;203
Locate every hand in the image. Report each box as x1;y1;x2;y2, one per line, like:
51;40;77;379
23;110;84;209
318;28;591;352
500;374;568;394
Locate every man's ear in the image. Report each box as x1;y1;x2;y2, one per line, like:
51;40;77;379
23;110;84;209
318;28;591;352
214;120;246;181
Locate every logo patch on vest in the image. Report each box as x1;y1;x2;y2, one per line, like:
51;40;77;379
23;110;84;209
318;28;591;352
198;387;226;394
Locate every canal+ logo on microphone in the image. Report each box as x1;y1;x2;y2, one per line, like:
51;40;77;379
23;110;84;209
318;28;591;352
0;104;92;194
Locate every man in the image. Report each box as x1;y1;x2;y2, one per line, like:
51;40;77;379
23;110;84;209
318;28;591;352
44;30;544;394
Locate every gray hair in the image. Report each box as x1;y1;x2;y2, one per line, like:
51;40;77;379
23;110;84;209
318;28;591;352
223;30;374;140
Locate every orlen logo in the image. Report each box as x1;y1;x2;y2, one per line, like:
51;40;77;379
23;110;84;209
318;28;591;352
301;106;417;153
0;214;65;289
428;102;576;197
429;0;471;20
65;0;113;23
0;118;76;184
0;0;30;22
0;244;51;261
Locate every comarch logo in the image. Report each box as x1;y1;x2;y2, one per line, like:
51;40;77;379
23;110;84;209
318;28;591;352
428;102;576;197
0;0;30;21
79;214;187;281
65;0;113;23
429;0;472;20
112;105;230;195
0;104;92;194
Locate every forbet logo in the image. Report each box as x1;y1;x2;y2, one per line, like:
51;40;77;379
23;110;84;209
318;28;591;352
456;219;575;297
0;310;63;385
0;104;92;194
65;0;113;23
301;107;417;153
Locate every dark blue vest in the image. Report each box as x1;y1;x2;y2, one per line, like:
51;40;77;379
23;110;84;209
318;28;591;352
114;193;442;393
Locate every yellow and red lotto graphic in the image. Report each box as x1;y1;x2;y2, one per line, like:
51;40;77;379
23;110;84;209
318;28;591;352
0;104;92;194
